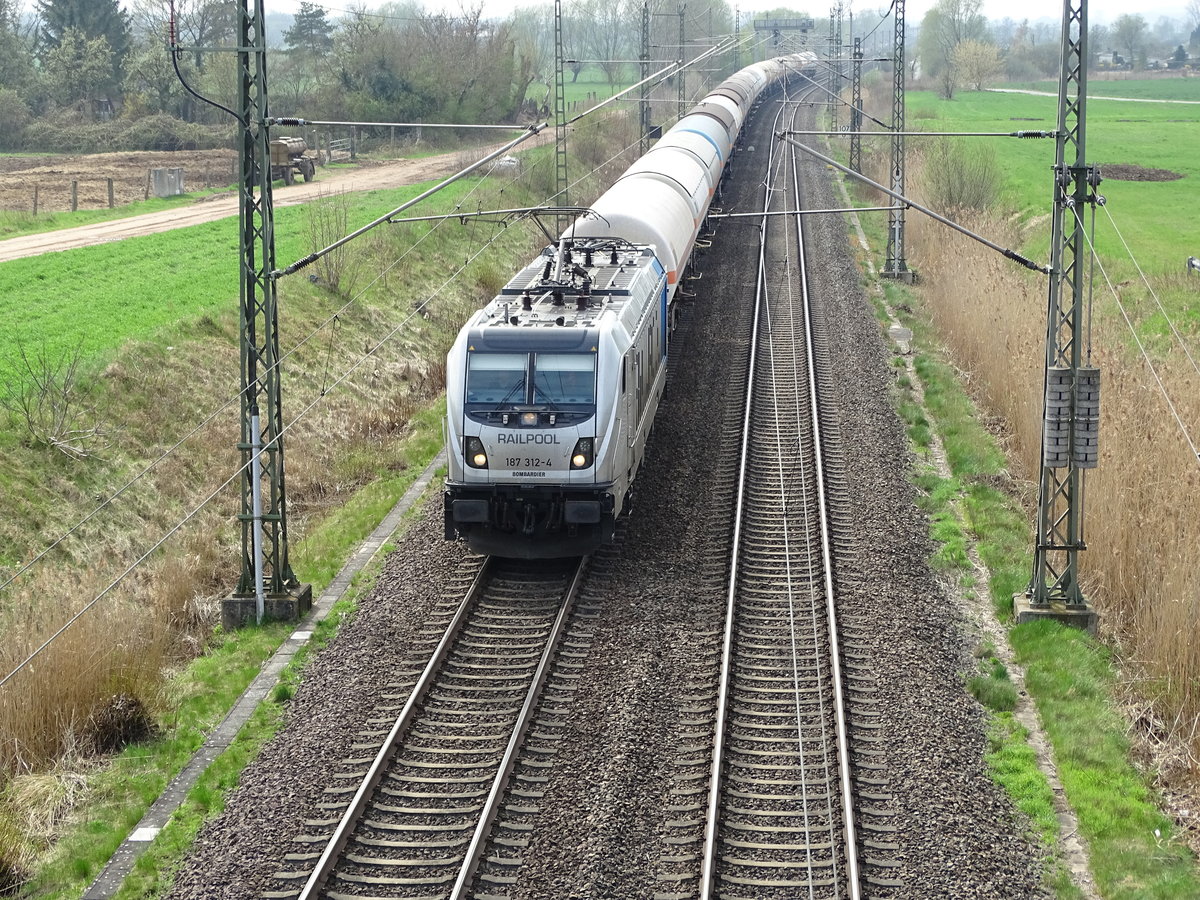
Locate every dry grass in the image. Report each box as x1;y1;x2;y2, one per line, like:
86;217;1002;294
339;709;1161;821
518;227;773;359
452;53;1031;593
0;213;527;783
906;156;1200;769
0;134;613;793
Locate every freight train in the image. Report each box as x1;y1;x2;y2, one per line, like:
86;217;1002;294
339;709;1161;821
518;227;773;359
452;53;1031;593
444;54;809;557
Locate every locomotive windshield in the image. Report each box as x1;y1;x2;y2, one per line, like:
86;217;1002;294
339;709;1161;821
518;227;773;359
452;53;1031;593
533;353;596;406
466;353;526;405
465;351;596;417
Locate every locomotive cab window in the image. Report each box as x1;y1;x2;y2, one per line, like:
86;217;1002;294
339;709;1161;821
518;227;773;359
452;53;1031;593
466;353;527;405
533;353;596;407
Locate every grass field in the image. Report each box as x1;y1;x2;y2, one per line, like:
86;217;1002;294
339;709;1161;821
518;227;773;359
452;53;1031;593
0;125;643;892
905;88;1200;270
0;177;491;382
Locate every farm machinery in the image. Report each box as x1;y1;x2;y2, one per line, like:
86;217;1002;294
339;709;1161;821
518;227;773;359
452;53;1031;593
269;137;316;185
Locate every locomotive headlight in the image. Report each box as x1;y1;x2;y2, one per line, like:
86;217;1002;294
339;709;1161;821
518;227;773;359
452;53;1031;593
465;436;488;469
570;437;594;469
520;411;538;427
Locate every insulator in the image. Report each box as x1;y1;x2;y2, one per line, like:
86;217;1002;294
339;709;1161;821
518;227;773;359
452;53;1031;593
552;290;564;307
1043;366;1072;469
1073;367;1100;469
521;291;532;311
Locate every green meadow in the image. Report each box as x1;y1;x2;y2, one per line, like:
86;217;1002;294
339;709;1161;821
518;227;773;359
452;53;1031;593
0;177;491;381
906;86;1200;271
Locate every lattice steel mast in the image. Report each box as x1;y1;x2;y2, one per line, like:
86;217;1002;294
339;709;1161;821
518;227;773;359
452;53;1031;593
234;0;298;604
1028;0;1100;613
881;0;910;279
554;0;568;235
849;36;862;173
641;1;652;154
678;4;687;120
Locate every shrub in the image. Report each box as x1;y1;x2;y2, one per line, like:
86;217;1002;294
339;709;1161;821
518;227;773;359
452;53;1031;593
920;137;999;214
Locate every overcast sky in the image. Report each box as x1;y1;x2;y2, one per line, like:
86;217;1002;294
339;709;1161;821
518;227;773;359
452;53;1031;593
245;0;1191;30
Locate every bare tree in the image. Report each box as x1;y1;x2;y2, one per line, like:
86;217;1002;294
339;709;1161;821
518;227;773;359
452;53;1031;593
0;343;111;459
571;0;637;87
916;0;987;80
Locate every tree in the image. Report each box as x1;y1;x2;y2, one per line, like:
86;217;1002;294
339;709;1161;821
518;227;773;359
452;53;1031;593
916;0;988;81
42;28;116;116
572;0;636;87
953;39;1002;90
284;1;334;57
127;0;235;73
36;0;129;55
0;0;37;95
1111;13;1148;69
36;0;130;100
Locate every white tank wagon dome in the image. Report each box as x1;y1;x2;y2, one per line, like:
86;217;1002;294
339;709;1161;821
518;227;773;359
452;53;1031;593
619;147;715;223
564;179;697;289
651;127;725;186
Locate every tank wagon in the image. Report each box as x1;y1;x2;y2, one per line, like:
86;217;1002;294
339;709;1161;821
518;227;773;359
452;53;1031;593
444;54;806;558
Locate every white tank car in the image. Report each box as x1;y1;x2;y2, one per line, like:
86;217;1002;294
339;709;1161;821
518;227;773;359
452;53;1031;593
444;54;804;558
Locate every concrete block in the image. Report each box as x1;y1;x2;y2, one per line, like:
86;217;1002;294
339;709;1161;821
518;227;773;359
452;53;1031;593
222;583;313;631
1013;592;1099;635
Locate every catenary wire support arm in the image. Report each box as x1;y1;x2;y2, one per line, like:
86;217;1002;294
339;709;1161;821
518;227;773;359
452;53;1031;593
777;135;1049;273
274;124;547;277
783;129;1058;138
269;118;525;131
710;206;898;218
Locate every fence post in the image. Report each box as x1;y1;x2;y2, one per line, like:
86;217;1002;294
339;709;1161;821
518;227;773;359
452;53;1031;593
350;127;356;160
390;125;395;153
107;178;115;209
70;180;78;212
33;184;38;215
145;169;152;200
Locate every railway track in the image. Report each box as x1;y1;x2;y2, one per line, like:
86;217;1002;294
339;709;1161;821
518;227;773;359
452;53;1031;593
656;87;901;900
263;553;594;900
265;77;901;900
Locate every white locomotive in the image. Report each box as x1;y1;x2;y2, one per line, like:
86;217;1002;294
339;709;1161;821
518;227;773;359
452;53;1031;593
444;54;805;557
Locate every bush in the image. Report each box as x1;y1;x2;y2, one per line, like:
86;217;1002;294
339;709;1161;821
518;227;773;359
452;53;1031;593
19;110;233;154
118;113;207;151
920;137;999;214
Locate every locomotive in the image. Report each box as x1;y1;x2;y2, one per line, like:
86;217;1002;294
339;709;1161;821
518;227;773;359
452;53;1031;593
444;54;806;558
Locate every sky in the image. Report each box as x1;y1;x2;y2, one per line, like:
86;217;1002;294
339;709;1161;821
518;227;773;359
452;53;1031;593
244;0;1191;31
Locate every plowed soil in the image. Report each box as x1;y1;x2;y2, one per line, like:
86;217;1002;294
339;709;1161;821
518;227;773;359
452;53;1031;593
0;149;241;212
1098;163;1184;181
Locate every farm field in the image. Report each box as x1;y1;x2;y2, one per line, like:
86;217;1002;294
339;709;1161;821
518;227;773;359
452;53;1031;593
0;150;239;214
870;77;1200;892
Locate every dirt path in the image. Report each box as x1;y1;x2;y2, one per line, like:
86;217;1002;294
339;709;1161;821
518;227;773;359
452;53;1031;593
0;141;534;264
